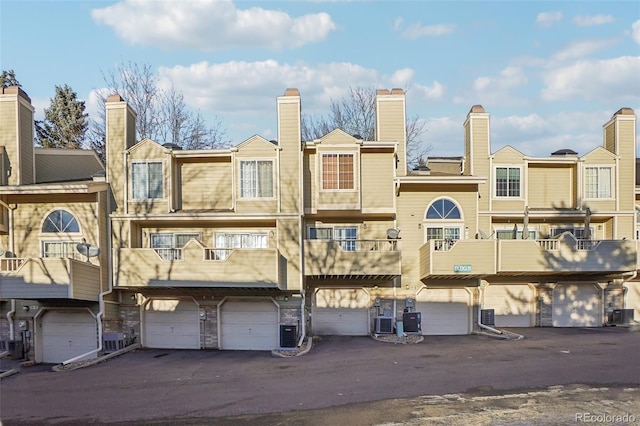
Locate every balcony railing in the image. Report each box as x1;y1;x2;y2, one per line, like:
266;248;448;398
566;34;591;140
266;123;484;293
0;257;100;301
116;243;282;289
304;239;401;279
420;235;637;280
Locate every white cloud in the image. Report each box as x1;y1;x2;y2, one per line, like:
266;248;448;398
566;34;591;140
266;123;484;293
393;17;403;31
550;39;617;63
400;23;456;39
159;60;402;115
536;11;563;27
632;20;640;44
415;81;445;101
573;14;615;27
92;0;336;50
452;66;529;106
540;56;640;102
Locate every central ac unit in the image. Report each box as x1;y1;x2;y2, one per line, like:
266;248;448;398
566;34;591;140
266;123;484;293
374;317;394;334
403;312;422;333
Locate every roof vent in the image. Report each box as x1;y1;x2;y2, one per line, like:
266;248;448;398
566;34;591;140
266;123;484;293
551;148;577;156
412;164;431;175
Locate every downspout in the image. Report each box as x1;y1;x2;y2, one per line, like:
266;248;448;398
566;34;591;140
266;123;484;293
477;282;503;335
6;299;16;340
61;190;114;365
1;200;18;340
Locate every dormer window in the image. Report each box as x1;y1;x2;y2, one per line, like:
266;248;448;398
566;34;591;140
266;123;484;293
240;160;274;198
584;166;612;199
132;161;163;199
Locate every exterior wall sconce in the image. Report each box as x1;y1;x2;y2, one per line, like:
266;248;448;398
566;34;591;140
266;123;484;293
418;223;422;229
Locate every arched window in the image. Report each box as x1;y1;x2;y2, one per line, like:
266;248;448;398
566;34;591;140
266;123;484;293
41;210;81;259
42;210;80;233
426;198;461;220
424;198;463;249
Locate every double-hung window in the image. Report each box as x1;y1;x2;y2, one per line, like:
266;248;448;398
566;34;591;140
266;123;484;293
495;167;521;197
322;153;354;190
584;166;612;199
132;162;163;199
309;226;358;251
240;160;273;198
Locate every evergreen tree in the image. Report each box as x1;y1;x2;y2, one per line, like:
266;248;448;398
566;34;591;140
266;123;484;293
35;85;88;149
0;69;21;88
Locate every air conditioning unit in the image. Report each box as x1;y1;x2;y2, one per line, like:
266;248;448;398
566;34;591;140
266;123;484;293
280;325;297;348
374;317;394;334
481;309;495;326
403;312;421;333
610;309;635;325
103;332;126;353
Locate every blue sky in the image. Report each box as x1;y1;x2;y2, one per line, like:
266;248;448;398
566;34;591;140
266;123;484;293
2;0;639;158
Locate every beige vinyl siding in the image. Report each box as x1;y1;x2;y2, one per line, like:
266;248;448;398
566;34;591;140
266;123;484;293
97;191;109;292
493;146;524;164
615;216;635;240
469;116;490;205
278;97;301;213
397;184;479;287
70;261;101;300
319;130;356;145
617;119;636;211
528;165;573;208
303;151;315;212
604;123;615;153
277;218;301;291
361;151;394;211
127;140;169;214
463;124;471;175
236;138;277;157
582;150;616;210
106;101;136;213
180;160;232;210
376;95;406;174
0;97;19;185
19;102;34;184
10;199;101;259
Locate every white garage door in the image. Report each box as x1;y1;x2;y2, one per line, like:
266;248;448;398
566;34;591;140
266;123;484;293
626;282;640;322
313;289;370;336
220;299;279;350
553;283;601;327
42;311;97;364
484;285;534;327
145;299;200;349
416;288;470;335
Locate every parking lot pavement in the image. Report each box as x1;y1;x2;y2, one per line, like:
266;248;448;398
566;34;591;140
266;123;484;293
0;328;639;424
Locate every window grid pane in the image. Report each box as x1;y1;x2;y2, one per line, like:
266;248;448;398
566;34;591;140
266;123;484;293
322;154;338;189
338;154;354;189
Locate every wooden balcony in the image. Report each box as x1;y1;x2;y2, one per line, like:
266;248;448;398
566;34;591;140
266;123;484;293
304;239;401;280
114;240;282;289
498;233;637;276
420;239;497;281
0;258;100;301
419;234;637;281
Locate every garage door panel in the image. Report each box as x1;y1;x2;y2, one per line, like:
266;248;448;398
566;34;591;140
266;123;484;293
42;311;97;364
220;300;278;350
145;299;200;349
417;288;470;335
553;284;600;327
313;289;370;336
485;285;534;327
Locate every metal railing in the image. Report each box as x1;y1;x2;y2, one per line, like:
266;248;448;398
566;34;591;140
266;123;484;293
153;248;183;261
432;239;457;252
576;240;600;250
204;248;233;261
330;239;399;252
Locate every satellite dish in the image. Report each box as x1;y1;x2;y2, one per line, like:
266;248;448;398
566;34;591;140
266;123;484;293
387;228;400;239
77;242;101;261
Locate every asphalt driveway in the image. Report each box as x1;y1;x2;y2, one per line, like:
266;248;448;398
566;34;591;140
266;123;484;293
1;327;639;424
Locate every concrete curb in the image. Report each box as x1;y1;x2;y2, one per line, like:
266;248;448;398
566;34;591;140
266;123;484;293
52;343;141;372
0;351;20;380
271;337;313;357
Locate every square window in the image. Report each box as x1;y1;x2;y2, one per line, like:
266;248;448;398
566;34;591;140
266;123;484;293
132;162;163;199
495;167;520;197
322;154;354;190
240;160;273;198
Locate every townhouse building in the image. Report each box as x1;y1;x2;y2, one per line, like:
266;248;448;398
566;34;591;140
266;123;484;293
1;84;638;363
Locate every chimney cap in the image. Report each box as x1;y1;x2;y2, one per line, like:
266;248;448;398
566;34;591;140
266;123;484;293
390;88;404;95
284;88;299;96
613;107;634;117
2;86;31;102
376;89;391;95
469;105;485;113
106;94;125;103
